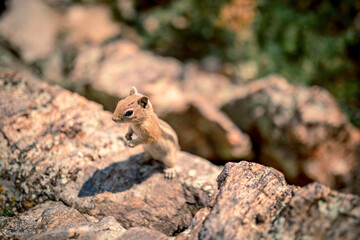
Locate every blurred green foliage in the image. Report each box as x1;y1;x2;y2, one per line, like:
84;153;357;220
251;0;360;126
117;0;360;126
124;0;239;61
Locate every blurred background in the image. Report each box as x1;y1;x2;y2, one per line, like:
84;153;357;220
0;0;359;190
0;0;359;126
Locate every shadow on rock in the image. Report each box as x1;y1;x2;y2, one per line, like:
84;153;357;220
78;153;163;197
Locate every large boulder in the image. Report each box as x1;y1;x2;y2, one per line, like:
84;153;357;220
222;75;360;194
178;161;360;240
0;72;221;237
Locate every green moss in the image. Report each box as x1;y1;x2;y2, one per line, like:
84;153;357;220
0;205;14;217
0;184;15;217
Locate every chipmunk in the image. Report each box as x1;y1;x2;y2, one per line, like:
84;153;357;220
112;87;180;179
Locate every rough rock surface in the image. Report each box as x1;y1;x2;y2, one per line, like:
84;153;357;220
178;162;360;240
222;75;360;193
267;183;360;240
0;200;168;240
0;72;221;238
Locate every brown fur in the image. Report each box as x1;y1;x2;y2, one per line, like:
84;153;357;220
112;87;179;178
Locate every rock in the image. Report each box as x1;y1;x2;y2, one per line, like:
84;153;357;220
178;161;360;240
0;179;20;217
30;216;126;240
3;159;359;239
70;40;183;105
222;75;360;193
0;46;22;73
0;1;121;84
67;152;220;236
0;199;167;239
0;0;60;62
176;208;210;240
162;97;253;161
0;72;221;237
197;161;295;240
117;227;168;240
182;62;240;106
267;183;360;240
0;201;89;239
0;200;150;240
63;5;121;47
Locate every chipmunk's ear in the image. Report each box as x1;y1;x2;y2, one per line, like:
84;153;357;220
138;96;148;108
130;87;137;95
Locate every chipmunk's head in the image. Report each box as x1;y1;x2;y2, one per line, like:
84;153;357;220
112;87;153;124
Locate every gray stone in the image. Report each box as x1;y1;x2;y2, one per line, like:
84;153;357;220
178;162;360;240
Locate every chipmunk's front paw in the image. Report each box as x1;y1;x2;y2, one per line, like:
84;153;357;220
164;168;177;180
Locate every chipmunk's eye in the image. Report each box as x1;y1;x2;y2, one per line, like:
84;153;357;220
124;110;133;116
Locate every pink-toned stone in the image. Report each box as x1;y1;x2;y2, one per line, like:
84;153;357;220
222;75;360;193
178;162;360;240
0;0;60;62
0;72;221;237
63;5;121;47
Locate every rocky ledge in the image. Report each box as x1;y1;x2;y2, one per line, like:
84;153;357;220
1;73;360;239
